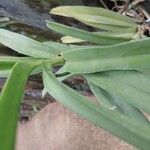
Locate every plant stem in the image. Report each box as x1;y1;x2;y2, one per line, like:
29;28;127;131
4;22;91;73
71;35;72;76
51;56;66;67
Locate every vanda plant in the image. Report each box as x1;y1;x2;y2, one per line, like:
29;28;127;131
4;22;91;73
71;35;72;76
0;6;150;150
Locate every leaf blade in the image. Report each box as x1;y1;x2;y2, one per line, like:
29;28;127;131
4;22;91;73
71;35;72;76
84;71;150;114
42;64;150;150
88;81;149;124
0;29;58;58
0;61;40;150
63;38;150;73
50;6;137;32
47;21;134;45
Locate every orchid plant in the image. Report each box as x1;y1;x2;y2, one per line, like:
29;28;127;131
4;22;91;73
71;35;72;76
0;6;150;150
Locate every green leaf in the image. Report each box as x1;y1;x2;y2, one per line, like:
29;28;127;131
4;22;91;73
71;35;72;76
100;70;150;93
50;6;137;32
84;70;150;114
42;64;150;150
0;61;41;150
74;20;136;33
56;66;75;81
0;29;58;58
47;21;134;45
88;81;149;124
44;41;98;52
88;81;116;108
64;54;150;73
69;44;101;49
43;41;72;52
62;38;150;73
0;57;32;71
0;56;47;71
51;6;136;24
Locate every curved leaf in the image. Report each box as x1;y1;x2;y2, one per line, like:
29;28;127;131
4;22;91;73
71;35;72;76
43;41;73;52
88;81;149;124
50;6;137;32
0;61;41;150
0;29;58;58
51;6;137;24
47;21;134;45
85;71;150;114
62;38;150;73
0;57;45;69
42;64;150;150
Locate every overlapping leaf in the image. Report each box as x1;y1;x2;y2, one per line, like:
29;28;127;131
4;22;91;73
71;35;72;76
0;57;47;77
84;70;150;114
0;61;41;150
44;41;72;52
42;64;150;150
44;41;99;51
0;29;59;58
47;21;134;45
62;38;150;73
56;66;75;81
61;36;86;43
88;81;149;124
0;57;45;70
50;6;137;32
0;4;149;150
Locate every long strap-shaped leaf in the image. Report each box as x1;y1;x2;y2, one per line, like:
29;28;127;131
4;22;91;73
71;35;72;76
43;41;72;52
51;6;136;25
0;61;41;150
50;6;137;32
72;19;136;33
0;57;46;71
61;32;135;44
42;65;150;150
85;71;150;114
86;70;150;97
0;57;46;78
64;54;150;73
44;41;101;51
99;70;150;93
0;29;58;58
62;38;150;73
88;81;149;124
47;21;134;45
63;37;150;57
